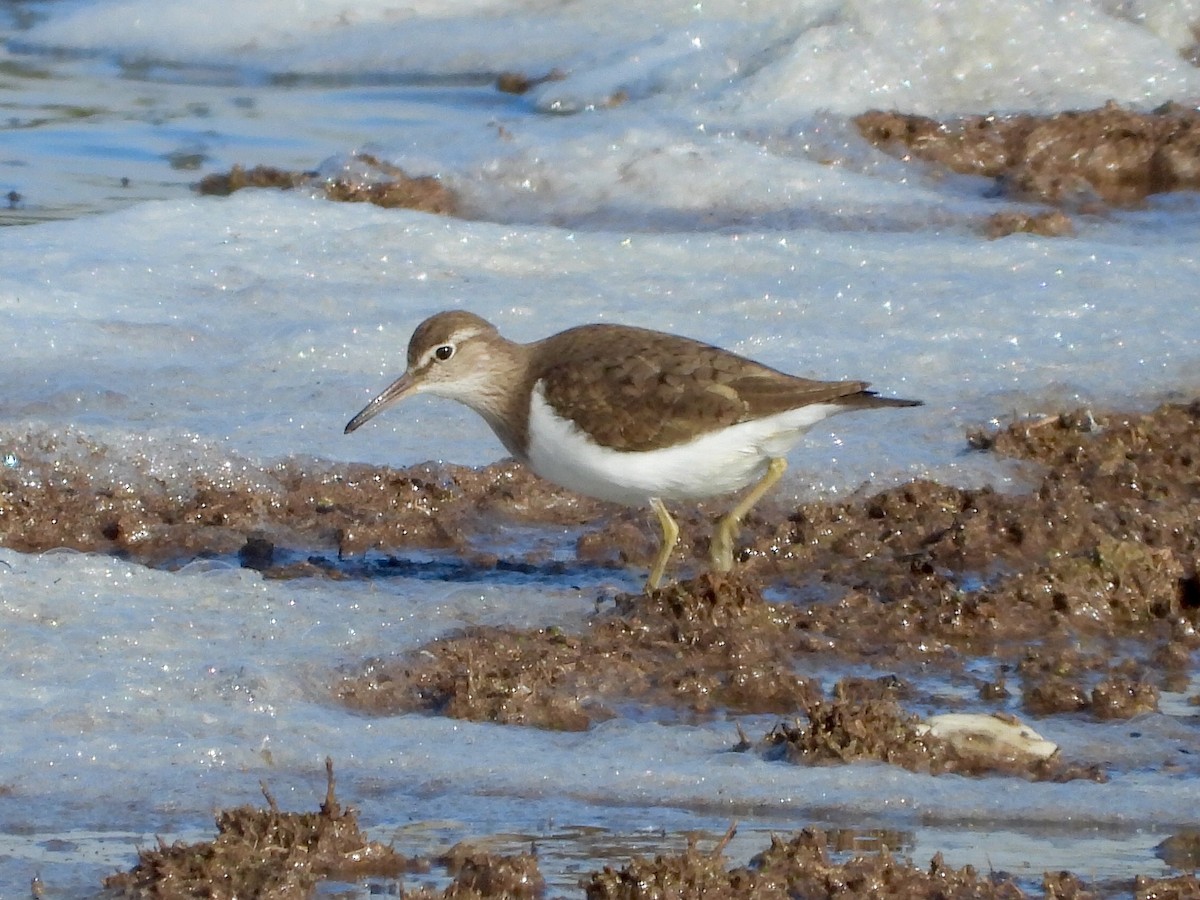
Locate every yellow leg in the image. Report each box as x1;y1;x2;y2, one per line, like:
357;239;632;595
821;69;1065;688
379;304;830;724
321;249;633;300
646;497;680;592
710;457;788;572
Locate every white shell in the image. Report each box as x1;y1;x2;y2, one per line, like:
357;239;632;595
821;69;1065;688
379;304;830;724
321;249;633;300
920;713;1059;761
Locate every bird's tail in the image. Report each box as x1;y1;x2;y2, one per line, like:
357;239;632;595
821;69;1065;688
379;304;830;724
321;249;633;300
843;391;923;410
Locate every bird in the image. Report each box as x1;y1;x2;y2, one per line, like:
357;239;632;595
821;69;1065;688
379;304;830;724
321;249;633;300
345;310;921;591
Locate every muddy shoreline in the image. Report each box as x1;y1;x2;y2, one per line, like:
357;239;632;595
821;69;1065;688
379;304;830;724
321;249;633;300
3;399;1197;896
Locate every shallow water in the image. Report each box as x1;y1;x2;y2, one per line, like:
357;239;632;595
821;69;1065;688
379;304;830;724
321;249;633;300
2;0;1200;895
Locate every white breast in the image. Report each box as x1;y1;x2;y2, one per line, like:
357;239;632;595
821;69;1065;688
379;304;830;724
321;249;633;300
524;381;842;506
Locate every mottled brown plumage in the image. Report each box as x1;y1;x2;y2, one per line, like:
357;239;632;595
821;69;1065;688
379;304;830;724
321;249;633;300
345;310;922;590
533;323;890;452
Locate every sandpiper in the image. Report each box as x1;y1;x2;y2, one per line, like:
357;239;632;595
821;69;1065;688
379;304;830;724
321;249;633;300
345;310;921;590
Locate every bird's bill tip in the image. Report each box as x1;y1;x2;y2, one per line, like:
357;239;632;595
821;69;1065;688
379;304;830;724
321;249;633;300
344;372;416;434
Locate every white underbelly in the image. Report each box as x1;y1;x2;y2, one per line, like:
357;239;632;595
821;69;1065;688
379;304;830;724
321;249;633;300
524;383;840;506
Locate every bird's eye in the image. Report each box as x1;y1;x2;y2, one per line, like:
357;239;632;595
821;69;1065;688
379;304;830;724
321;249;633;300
434;344;454;361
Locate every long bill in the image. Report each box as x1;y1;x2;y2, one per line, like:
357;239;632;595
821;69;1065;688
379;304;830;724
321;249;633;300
344;372;417;434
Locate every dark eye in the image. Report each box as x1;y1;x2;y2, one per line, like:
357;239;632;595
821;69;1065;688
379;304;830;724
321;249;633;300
434;344;454;361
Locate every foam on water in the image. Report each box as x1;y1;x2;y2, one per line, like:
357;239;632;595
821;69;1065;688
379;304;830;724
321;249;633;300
0;548;592;809
24;0;1200;117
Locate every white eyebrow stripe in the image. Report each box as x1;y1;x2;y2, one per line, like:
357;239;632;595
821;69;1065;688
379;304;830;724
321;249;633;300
418;325;489;367
447;325;488;343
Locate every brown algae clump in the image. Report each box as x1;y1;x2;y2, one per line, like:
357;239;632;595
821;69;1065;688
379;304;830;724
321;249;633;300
856;103;1200;206
336;571;820;729
104;759;412;898
197;152;457;214
585;827;1028;899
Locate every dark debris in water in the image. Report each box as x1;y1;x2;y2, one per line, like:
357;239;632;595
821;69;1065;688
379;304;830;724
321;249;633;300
495;68;566;95
984;209;1074;239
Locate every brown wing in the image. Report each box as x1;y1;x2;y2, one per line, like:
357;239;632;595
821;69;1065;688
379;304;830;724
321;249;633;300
535;324;874;452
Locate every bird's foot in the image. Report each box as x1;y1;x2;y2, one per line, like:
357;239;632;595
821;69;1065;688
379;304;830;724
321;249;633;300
709;517;737;573
709;457;787;574
646;498;680;592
